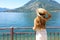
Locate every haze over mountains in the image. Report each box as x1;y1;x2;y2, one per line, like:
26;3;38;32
0;0;60;12
0;8;9;12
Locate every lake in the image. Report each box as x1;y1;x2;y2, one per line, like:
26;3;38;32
0;12;60;40
0;12;60;28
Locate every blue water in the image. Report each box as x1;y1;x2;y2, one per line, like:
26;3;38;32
0;12;60;28
0;12;36;27
0;12;60;40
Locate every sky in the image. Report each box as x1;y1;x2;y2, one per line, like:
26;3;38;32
55;0;60;3
0;0;30;9
0;0;60;9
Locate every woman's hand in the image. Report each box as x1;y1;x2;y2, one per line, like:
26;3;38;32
33;27;36;31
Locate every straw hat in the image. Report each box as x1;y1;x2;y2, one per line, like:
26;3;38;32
36;8;48;16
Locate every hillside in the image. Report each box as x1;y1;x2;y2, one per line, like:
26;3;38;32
8;0;60;12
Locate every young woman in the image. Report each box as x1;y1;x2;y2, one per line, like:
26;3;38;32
33;8;51;40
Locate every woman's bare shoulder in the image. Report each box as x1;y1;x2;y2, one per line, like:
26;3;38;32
34;17;41;22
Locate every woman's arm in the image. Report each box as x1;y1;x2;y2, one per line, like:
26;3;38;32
45;12;51;21
40;12;51;21
33;18;41;31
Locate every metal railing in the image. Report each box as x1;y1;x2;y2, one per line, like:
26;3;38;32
0;27;60;40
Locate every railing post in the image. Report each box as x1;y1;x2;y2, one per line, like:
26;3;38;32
10;27;14;40
2;33;4;40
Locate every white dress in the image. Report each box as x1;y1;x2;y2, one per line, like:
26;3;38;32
36;29;47;40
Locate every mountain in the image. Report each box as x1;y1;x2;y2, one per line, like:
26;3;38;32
8;0;60;12
0;8;9;12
